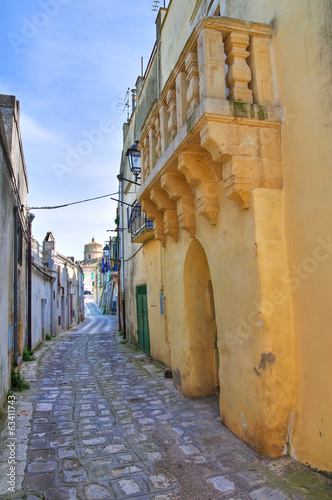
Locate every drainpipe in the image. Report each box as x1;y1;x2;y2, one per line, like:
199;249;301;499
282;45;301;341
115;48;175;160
116;204;122;332
119;176;126;338
27;213;35;351
13;206;19;366
50;277;55;336
118;259;122;333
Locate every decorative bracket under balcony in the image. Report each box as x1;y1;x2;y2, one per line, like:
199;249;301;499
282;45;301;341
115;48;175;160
161;171;196;237
150;187;179;242
178;151;222;224
141;198;166;247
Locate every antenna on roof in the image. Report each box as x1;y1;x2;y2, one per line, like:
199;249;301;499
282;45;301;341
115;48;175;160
152;0;166;11
152;0;160;11
116;88;130;122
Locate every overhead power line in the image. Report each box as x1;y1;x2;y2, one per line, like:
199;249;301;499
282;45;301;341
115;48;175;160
28;192;119;211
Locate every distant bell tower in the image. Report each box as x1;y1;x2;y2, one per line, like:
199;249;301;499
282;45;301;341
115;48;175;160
84;237;103;261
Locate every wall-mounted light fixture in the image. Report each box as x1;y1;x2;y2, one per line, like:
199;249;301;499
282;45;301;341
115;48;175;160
116;174;140;186
126;141;141;183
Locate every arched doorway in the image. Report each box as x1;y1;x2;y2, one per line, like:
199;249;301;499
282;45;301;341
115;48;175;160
180;239;219;397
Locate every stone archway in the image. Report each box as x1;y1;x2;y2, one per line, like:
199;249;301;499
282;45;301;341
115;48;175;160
179;238;219;397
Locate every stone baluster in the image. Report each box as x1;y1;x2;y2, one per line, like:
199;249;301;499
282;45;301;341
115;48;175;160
149;127;158;170
185;51;200;117
142;137;150;180
154;117;162;159
139;144;146;182
224;32;253;103
248;36;275;105
166;89;177;143
176;71;189;131
197;28;226;100
159;104;171;154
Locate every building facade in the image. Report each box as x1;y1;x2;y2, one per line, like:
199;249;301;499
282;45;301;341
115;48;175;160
0;95;29;412
31;232;84;346
78;237;103;294
94;239;119;314
119;0;332;472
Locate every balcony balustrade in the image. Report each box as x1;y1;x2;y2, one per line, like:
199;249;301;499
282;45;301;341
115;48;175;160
129;201;154;243
137;16;282;246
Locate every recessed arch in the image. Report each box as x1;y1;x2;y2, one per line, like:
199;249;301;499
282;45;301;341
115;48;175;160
177;238;219;397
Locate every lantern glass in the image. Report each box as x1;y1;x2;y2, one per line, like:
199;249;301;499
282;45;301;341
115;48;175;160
126;142;141;176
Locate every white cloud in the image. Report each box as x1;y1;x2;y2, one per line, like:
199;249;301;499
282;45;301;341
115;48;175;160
20;112;62;144
1;0;157;257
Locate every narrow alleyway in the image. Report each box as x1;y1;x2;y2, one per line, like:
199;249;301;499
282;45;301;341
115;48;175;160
0;298;332;500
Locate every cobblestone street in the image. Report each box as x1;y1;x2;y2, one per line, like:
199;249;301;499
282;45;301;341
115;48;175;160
0;298;331;500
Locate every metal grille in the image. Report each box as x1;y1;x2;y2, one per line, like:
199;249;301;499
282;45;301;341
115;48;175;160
129;202;153;240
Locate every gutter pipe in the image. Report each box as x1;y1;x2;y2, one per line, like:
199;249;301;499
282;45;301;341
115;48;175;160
13;206;19;366
119;174;126;338
27;213;35;351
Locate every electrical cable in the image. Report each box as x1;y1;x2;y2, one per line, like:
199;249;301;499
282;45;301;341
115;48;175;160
28;192;119;210
124;244;144;262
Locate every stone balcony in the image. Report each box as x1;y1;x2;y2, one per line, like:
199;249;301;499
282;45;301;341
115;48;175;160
137;16;282;246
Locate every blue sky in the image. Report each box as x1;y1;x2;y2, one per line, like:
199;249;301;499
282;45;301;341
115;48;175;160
1;0;158;260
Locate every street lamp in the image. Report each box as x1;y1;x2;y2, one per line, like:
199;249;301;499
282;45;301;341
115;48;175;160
103;244;110;258
126;141;141;182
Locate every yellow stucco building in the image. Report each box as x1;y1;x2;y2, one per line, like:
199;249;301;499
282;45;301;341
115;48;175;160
118;0;332;473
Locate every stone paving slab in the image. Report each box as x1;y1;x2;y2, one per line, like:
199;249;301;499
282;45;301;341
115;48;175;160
0;304;332;499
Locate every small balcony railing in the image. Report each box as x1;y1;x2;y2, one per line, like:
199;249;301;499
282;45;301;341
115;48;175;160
129;201;154;243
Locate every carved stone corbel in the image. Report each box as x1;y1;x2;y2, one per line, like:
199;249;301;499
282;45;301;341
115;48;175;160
150;187;179;242
161;171;196;238
200;119;260;162
178;152;220;224
222;156;262;209
141;198;166;246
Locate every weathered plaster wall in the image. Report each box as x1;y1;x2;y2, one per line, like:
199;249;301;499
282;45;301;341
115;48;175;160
31;244;84;348
0;140;13;411
122;0;332;471
275;0;332;472
0;96;28;412
221;0;332;474
158;184;294;457
31;267;52;348
125;238;170;366
135;56;159;138
159;0;197;89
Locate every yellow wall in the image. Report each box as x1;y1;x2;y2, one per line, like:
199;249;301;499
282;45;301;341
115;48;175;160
156;184;294;457
125;239;170;366
275;1;332;471
123;0;332;472
159;0;197;88
219;0;332;474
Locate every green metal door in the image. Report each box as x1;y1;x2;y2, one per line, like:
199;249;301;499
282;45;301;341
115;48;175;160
136;284;150;356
